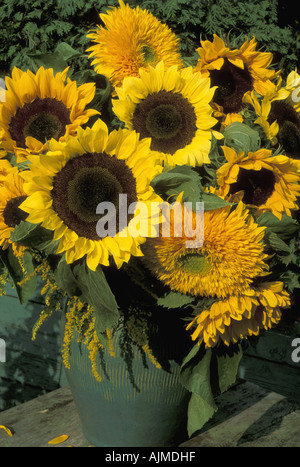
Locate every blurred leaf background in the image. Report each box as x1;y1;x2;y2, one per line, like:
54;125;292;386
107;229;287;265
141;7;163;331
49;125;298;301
0;0;299;78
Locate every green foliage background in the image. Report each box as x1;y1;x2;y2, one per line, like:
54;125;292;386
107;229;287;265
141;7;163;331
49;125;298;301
0;0;299;77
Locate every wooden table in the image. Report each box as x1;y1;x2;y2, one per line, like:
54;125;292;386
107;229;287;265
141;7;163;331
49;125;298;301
0;380;299;447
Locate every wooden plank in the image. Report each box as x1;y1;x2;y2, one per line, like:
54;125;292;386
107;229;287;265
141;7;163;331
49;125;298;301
238;355;300;401
181;381;300;447
238;322;300;400
0;381;299;447
243;323;300;368
0;385;92;447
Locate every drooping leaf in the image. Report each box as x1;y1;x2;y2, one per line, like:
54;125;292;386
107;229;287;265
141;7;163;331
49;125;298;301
0;246;36;304
217;344;243;393
181;346;214;398
181;347;217;436
55;258;120;335
187;392;217;437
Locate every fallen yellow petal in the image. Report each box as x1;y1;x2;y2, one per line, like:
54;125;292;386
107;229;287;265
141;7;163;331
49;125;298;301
48;435;69;445
0;425;13;437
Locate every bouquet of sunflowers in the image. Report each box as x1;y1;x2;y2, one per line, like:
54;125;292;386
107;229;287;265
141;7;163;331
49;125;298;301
0;0;299;436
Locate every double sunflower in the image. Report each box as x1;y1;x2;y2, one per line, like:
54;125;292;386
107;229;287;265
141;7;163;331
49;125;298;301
113;61;221;167
187;281;290;348
142;201;290;348
0;67;98;162
86;0;182;88
20;119;163;270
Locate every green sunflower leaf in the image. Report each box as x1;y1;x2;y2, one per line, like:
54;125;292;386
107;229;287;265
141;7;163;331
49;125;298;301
223;121;261;154
151;166;231;211
187;392;217;437
0;246;36;304
28;42;81;74
55;258;119;335
150;165;202;206
157;291;195;309
10;221;59;255
200;192;232;210
265;231;291;255
181;346;215;397
257;211;299;241
280;270;300;292
216;344;243;393
181;347;217;436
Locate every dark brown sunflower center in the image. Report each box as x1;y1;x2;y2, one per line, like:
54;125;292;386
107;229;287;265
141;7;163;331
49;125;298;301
9;97;71;148
210;58;253;114
228;167;276;206
51;153;137;240
3;195;27;228
132;90;197;155
268;100;300;157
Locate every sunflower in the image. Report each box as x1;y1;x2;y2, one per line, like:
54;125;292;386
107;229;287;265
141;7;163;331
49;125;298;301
113;61;221;167
142;202;268;298
19;119;163;270
86;0;182;89
243;71;300;157
0;167;27;249
194;34;279;115
0;67;98;163
186;281;290;348
216;146;300;219
0;159;13;184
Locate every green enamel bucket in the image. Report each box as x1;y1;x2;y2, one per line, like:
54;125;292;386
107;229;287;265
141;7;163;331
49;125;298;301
63;319;191;447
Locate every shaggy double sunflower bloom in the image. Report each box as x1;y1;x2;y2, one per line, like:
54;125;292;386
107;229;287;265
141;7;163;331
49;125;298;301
20;120;163;270
87;0;182;88
0;67;98;162
143;202;290;347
